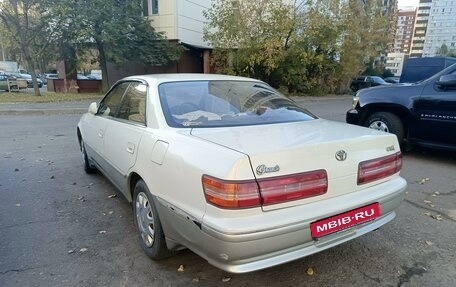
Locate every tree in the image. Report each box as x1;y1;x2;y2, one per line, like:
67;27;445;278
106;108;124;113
0;0;54;96
204;0;393;95
436;43;449;56
49;0;181;92
204;0;295;80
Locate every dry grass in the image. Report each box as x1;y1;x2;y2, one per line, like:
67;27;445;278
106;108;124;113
0;90;104;103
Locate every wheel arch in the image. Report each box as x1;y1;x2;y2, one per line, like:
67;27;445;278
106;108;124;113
361;103;411;132
129;172;143;203
76;127;82;150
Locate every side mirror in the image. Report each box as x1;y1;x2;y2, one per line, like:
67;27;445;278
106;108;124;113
436;74;456;89
88;102;98;115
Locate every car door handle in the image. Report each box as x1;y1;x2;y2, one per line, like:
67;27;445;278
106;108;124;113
98;129;104;138
126;142;135;154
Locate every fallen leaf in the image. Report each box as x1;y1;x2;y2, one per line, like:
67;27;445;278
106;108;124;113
424;212;431;216
79;248;88;252
419;178;430;185
306;267;315;276
192;277;200;282
99;230;106;234
434;192;440;195
222;276;231;282
425;241;433;246
423;200;432;204
108;211;114;215
68;250;75;254
431;214;443;221
108;194;117;198
78;196;85;201
177;265;185;272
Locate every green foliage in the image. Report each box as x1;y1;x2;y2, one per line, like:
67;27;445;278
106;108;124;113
0;0;181;93
204;0;393;95
48;0;181;92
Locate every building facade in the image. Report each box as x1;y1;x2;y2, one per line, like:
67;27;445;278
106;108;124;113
385;52;408;76
393;8;416;54
142;0;211;48
410;0;432;57
422;0;456;56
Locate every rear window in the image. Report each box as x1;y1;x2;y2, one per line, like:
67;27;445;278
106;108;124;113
158;80;316;128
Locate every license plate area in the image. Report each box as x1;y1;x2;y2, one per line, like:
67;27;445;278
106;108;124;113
310;203;380;239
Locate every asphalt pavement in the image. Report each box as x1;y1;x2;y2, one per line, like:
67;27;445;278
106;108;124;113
0;97;455;287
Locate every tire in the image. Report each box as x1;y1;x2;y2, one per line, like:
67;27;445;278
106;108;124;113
81;139;97;174
8;85;18;92
365;112;404;144
133;180;174;260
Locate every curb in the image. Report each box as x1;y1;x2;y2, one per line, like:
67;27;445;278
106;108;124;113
0;109;86;116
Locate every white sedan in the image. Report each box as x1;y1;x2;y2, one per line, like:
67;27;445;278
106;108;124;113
77;74;406;273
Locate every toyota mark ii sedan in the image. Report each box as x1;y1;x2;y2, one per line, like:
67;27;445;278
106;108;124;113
77;74;406;273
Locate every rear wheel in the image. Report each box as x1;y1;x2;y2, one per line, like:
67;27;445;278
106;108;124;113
133;180;173;260
365;112;404;144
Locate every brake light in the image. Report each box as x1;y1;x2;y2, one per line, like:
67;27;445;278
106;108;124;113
202;175;261;209
358;152;402;185
258;170;328;205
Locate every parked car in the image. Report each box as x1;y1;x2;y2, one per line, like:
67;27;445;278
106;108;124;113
350;76;390;92
77;74;406;273
10;72;43;88
44;73;59;85
346;63;456;151
77;74;89;80
86;73;102;80
384;76;400;84
0;72;27;90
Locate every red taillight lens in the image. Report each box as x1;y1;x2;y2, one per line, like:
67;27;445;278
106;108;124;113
258;170;328;205
202;175;261;209
358;152;402;185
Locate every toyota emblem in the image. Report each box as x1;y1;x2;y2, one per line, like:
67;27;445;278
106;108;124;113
335;150;347;161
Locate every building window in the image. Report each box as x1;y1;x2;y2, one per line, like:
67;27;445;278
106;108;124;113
143;0;158;15
151;0;158;15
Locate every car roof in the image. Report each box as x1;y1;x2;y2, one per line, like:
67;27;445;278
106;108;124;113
122;73;264;84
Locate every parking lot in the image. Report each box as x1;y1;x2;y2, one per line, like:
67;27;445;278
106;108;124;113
0;97;455;287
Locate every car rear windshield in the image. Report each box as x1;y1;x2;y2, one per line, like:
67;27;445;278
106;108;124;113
158;80;316;128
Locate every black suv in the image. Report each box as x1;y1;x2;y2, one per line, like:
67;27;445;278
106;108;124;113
346;63;456;151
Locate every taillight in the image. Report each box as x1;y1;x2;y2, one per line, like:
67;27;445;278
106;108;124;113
202;175;261;209
202;170;328;209
358;152;402;185
258;170;328;205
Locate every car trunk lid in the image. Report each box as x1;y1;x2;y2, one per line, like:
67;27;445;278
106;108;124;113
192;119;401;211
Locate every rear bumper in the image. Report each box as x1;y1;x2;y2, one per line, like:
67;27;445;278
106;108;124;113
200;176;406;273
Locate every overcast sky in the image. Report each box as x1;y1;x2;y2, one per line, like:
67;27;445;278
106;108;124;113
398;0;419;8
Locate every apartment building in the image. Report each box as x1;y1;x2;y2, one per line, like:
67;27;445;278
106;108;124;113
143;0;211;49
385;52;408;76
422;0;456;56
393;8;416;54
410;0;432;57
